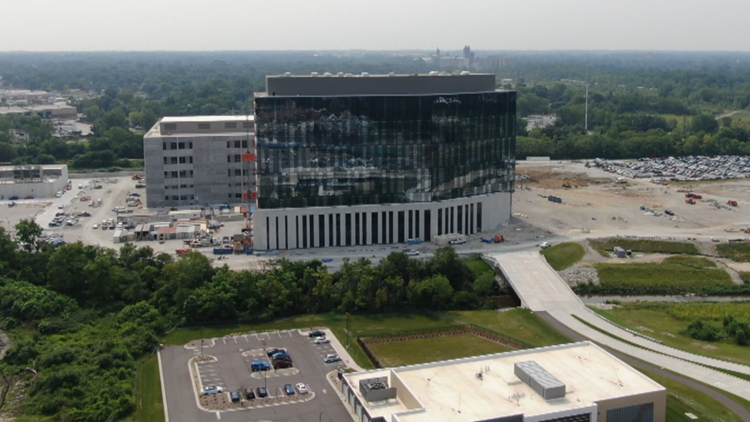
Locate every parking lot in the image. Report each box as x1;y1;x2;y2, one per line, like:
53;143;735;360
159;329;352;422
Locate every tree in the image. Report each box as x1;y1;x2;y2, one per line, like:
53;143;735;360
691;114;719;134
15;220;42;253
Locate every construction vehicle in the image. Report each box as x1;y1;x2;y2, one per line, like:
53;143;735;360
728;200;738;207
685;199;696;205
494;235;504;243
131;174;144;180
685;193;702;199
562;179;588;188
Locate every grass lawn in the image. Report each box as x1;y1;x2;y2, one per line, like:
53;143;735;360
662;256;717;268
449;309;572;347
164;310;572;370
592;302;750;367
465;256;494;277
592;261;733;294
589;238;699;256
638;368;746;422
125;355;164;422
540;242;586;270
368;334;511;367
718;242;750;262
728;110;750;130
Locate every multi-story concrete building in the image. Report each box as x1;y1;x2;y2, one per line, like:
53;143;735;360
253;72;516;250
143;115;255;208
342;341;666;422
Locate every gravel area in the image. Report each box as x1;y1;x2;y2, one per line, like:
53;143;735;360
558;266;600;286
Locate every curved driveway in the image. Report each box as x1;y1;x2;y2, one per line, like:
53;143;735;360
486;250;750;402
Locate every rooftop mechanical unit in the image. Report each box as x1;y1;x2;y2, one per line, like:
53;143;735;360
514;361;566;400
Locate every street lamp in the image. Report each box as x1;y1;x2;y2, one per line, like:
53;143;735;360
319;411;324;422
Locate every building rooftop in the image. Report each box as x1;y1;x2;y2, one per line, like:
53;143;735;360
262;72;499;96
159;115;254;123
343;341;664;422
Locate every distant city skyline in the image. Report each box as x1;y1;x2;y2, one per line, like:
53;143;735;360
1;0;748;52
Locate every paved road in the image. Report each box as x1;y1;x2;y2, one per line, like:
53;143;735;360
535;311;750;422
159;330;351;422
487;250;750;402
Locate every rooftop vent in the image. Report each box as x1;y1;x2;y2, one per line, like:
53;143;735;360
429;71;439;75
311;72;319;77
337;72;344;77
388;72;396;77
461;71;471;76
284;72;292;77
514;361;566;400
361;72;370;77
359;377;397;403
324;72;333;77
345;73;353;77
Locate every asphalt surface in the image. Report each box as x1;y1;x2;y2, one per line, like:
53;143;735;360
160;330;351;422
535;311;750;422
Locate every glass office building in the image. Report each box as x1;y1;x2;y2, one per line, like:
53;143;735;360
253;73;516;250
255;92;515;209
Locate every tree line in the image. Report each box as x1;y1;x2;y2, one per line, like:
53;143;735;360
0;220;497;421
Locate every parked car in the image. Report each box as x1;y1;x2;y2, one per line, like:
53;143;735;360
272;352;292;361
230;391;240;403
244;388;256;399
273;360;294;369
251;361;271;372
8;196;18;200
92;224;99;229
135;183;146;189
48;221;60;227
129;192;141;197
540;242;552;249
449;238;466;245
283;383;296;396
324;354;342;364
256;387;268;398
405;249;420;256
201;385;224;396
296;383;308;394
266;348;284;357
314;337;330;344
308;330;325;338
24;196;34;200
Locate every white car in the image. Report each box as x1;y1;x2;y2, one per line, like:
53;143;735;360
449;239;466;245
92;224;99;229
314;337;330;344
296;383;308;394
405;250;420;256
540;242;552;249
324;354;342;364
202;385;224;396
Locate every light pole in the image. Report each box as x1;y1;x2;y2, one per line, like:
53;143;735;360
200;327;204;357
584;84;589;132
319;411;324;422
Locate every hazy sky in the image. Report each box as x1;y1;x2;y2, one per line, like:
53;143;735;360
2;0;749;52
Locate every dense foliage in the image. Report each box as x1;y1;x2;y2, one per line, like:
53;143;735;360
682;315;750;346
3;51;750;168
0;221;493;421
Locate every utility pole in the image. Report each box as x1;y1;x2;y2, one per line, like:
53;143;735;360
200;327;204;357
585;84;589;132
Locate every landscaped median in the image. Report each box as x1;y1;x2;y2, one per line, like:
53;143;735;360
540;242;586;270
589;238;700;257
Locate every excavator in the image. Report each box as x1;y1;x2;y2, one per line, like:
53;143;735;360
562;179;588;188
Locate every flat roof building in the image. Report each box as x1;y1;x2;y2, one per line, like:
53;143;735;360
341;341;666;422
0;103;77;119
143;115;255;209
0;164;68;200
253;72;516;250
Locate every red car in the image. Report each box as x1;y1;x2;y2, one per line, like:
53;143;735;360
24;196;34;200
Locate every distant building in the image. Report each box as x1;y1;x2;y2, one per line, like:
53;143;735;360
525;114;558;132
342;341;666;422
0;165;68;199
9;129;29;143
142;115;255;209
0;103;78;119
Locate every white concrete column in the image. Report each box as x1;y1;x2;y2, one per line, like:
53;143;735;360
279;214;287;249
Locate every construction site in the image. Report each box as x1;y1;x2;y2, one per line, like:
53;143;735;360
513;160;750;240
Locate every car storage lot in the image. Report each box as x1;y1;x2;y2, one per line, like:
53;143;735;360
159;329;351;422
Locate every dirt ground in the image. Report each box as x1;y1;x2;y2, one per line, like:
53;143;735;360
514;161;750;241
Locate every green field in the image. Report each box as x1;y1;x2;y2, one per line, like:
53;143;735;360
465;256;495;277
718;242;750;262
727;110;750;130
125;355;164;422
592;302;750;367
541;242;586;270
589;238;699;256
448;309;572;347
638;368;747;422
368;334;511;367
591;260;733;294
164;310;571;370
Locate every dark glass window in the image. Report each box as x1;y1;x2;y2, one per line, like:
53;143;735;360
319;215;325;247
437;208;443;236
355;213;360;245
477;202;482;232
415;211;420;238
424;210;431;240
372;212;379;244
302;215;308;248
329;214;334;246
397;211;405;243
388;212;394;244
457;205;463;233
255;92;516;209
362;212;367;245
336;214;341;247
309;215;315;247
345;214;352;246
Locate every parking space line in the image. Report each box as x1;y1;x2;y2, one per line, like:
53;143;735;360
216;411;221;419
243;335;249;342
234;337;237;344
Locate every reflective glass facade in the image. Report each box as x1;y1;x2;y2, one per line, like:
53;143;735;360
255;92;515;209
